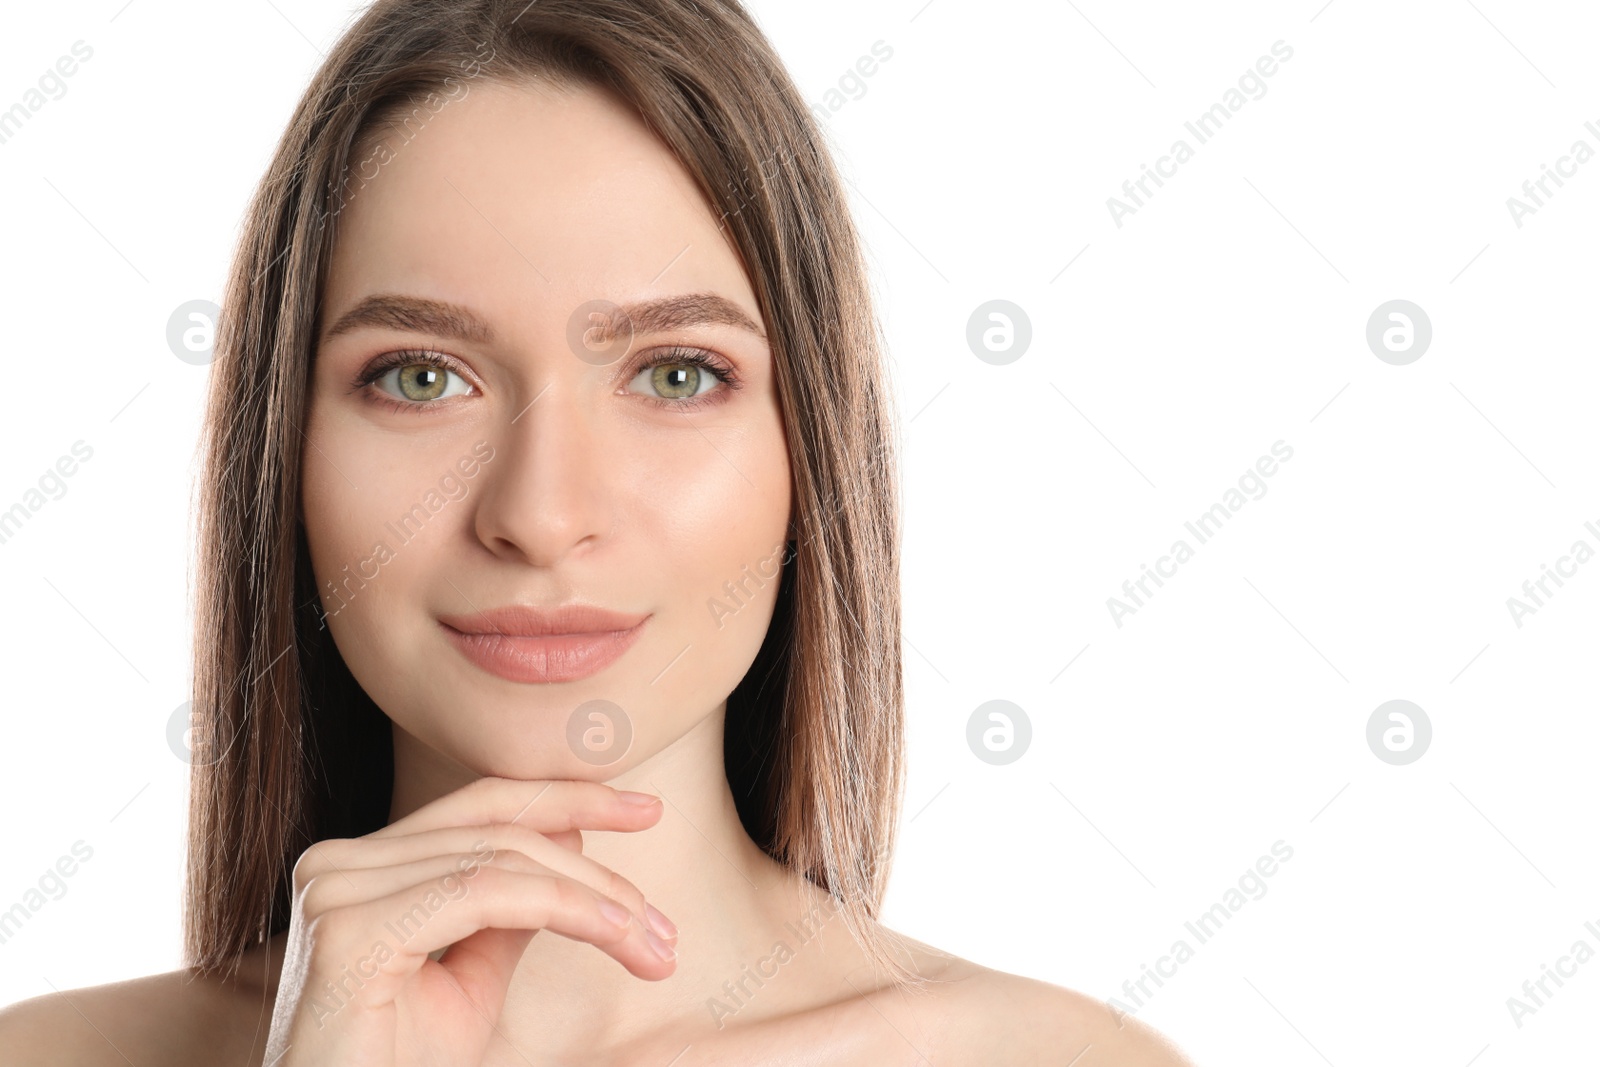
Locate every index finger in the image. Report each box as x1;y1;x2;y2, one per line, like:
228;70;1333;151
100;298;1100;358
367;776;662;840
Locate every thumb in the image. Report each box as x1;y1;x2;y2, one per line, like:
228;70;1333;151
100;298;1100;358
436;926;538;1014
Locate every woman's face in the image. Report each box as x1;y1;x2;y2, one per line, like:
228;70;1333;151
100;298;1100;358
301;78;792;780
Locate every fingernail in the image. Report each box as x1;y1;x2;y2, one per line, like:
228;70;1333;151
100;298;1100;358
619;791;659;807
644;926;677;961
645;903;677;940
598;899;631;927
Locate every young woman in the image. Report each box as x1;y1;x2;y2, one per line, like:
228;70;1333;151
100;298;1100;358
3;1;1195;1063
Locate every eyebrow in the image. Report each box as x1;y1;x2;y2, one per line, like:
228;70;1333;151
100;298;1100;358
322;291;767;345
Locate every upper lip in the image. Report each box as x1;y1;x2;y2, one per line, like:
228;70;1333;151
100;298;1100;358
439;604;650;637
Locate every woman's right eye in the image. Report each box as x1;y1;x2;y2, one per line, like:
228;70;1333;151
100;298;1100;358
361;354;477;408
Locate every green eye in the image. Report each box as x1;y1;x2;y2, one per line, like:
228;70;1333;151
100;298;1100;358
647;362;706;400
627;347;738;409
394;364;452;401
362;353;475;407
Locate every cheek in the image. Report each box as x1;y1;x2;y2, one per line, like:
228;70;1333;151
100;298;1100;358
298;413;455;647
625;407;789;577
632;415;791;680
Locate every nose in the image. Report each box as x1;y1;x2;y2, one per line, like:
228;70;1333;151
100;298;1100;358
469;376;614;568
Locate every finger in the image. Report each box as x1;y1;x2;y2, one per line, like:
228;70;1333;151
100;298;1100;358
306;826;666;934
317;866;677;982
297;848;551;918
368;777;661;841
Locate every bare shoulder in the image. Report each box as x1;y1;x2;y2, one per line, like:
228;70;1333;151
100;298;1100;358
946;969;1197;1065
0;960;273;1067
878;932;1199;1067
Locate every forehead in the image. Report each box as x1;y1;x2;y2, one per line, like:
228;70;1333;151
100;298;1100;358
323;77;753;327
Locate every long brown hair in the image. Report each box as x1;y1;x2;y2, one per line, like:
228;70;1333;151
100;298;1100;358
187;0;912;989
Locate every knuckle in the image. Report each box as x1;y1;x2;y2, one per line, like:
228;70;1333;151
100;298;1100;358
454;776;504;823
602;868;645;912
471;864;514;897
481;847;538;874
551;874;586;913
495;821;555;856
451;834;499;871
533;873;564;911
298;873;344;918
290;848;323;892
467;822;552;868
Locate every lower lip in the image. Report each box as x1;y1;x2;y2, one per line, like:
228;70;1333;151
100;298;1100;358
440;619;648;684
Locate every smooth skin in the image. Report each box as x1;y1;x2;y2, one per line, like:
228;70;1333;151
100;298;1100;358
0;79;1198;1066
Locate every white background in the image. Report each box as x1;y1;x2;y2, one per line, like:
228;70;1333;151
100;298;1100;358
3;1;1598;1063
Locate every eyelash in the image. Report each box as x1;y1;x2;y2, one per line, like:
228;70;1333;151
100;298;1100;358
351;345;742;415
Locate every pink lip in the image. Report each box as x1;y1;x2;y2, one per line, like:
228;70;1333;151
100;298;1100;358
438;605;650;684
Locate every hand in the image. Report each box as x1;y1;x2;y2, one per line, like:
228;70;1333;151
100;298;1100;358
262;777;679;1066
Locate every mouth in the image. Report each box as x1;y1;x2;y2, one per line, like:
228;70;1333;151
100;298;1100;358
437;605;651;685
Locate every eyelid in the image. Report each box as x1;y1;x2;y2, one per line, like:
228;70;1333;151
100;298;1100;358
349;347;481;395
624;345;742;409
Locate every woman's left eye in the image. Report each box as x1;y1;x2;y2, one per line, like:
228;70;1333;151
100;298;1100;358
626;348;739;408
